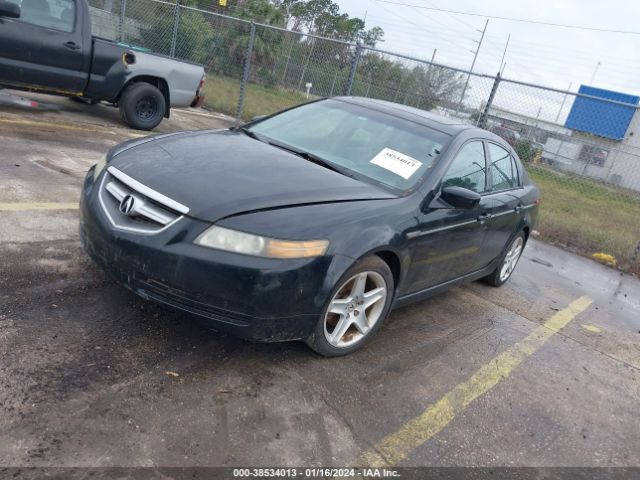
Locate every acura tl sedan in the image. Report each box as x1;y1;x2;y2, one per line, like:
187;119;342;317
80;97;540;356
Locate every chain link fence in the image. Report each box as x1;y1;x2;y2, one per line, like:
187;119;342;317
488;78;640;274
87;0;640;274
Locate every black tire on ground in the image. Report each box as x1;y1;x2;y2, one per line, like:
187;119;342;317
482;231;526;287
306;255;395;357
118;82;166;131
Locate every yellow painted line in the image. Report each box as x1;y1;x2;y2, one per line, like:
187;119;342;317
0;117;146;137
356;296;593;468
582;324;601;333
0;202;78;211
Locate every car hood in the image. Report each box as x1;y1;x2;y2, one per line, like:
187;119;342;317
108;130;397;222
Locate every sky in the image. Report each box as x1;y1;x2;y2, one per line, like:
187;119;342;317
335;0;640;120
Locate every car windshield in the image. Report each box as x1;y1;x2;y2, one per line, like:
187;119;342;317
247;99;450;193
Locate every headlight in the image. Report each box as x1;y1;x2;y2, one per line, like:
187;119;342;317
93;154;107;182
195;226;329;259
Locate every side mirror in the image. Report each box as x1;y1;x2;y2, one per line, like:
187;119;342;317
440;186;481;209
0;0;20;18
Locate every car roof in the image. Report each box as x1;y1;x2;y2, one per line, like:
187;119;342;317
332;96;475;135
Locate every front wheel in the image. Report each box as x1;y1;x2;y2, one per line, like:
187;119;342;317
483;231;525;287
119;82;166;131
306;256;394;357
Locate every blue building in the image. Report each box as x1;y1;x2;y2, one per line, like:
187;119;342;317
565;85;639;141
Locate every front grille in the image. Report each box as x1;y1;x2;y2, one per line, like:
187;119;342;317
99;166;188;234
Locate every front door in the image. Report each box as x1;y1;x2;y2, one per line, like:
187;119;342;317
0;0;87;92
405;140;492;292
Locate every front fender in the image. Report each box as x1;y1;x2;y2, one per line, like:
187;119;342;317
314;254;360;311
217;197;419;307
307;222;415;310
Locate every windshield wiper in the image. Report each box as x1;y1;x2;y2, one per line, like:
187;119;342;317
267;141;353;177
238;126;264;142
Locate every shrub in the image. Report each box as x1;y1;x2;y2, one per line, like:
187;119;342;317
515;139;539;163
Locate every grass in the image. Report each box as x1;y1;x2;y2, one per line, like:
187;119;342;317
202;73;312;122
527;165;640;275
201;73;640;275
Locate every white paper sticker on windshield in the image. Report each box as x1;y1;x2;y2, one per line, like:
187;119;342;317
370;148;423;179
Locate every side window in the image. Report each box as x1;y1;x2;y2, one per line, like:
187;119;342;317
488;143;517;191
19;0;75;33
441;141;487;194
510;155;521;186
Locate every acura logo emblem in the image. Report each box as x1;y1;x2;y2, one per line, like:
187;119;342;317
119;194;137;216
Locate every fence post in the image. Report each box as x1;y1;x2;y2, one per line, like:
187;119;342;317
118;0;127;42
235;22;256;127
329;71;338;97
280;36;295;85
344;41;363;96
170;4;181;58
477;72;501;129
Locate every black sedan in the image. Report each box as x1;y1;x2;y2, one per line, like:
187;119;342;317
80;97;540;356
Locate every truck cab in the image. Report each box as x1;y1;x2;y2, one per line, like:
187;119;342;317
0;0;91;93
0;0;205;130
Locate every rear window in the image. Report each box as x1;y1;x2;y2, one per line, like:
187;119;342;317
488;143;520;191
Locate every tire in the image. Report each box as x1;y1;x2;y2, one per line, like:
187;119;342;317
119;82;166;131
306;256;394;357
483;231;526;287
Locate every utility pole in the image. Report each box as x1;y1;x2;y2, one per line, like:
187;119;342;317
555;81;572;123
589;61;601;85
426;48;437;79
424;48;437;103
456;19;488;115
499;33;510;74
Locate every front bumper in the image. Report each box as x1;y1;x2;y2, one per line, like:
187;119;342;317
79;171;333;342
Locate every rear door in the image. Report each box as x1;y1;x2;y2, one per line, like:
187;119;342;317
0;0;88;92
483;142;524;261
405;140;493;292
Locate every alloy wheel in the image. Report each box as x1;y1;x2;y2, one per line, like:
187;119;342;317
323;271;387;348
499;236;524;282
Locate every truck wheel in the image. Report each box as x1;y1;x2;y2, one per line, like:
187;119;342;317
119;82;166;131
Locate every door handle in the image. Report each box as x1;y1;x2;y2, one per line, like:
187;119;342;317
477;213;492;223
64;41;80;50
514;204;523;213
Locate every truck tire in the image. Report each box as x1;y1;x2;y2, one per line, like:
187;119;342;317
119;82;166;131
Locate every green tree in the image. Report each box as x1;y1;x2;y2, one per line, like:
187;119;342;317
411;64;467;110
138;6;214;64
359;26;384;47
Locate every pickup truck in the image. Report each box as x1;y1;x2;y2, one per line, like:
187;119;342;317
0;0;205;130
